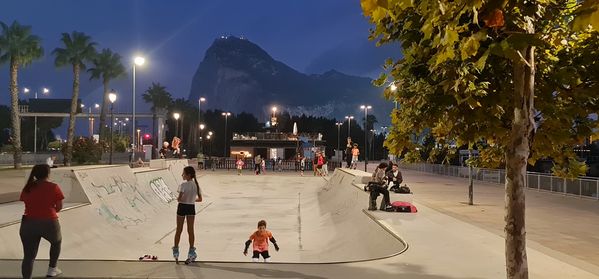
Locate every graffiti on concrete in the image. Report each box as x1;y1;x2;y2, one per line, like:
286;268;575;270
149;177;177;203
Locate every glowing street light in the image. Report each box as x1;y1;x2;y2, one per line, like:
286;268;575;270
108;91;117;164
132;55;146;158
345;115;354;138
360;105;372;171
173;112;181;137
222;112;231;157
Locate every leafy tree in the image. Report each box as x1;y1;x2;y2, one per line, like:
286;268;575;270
53;31;97;166
142;82;173;148
361;0;599;278
88;48;126;143
0;21;43;168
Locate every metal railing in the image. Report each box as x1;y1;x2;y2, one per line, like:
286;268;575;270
198;158;342;172
400;163;599;200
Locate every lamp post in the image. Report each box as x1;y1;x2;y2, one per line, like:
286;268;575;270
335;122;342;154
207;131;213;157
389;82;398;109
132;56;145;159
88;103;100;137
345;115;354;139
173;112;180;137
360;105;372;172
271;106;278;133
136;129;141;152
108;91;117;164
23;87;50;157
199;123;205;154
222;112;231;157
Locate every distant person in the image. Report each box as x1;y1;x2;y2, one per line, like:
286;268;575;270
254;155;262;175
322;152;328;176
315;152;324;176
173;166;203;264
364;162;392;211
386;163;403;192
172;137;182;159
300;156;306;176
20;164;64;278
351;144;360;170
243;220;280;262
261;158;266;174
236;158;245;175
46;155;57;168
345;137;353;168
159;141;171;159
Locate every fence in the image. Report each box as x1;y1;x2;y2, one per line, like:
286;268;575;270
199;158;342;172
400;163;599;200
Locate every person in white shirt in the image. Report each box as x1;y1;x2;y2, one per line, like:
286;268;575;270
46;155;57;168
172;166;202;263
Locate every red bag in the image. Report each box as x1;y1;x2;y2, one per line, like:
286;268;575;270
390;201;417;213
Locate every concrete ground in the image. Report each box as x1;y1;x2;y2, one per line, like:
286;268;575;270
1;167;598;278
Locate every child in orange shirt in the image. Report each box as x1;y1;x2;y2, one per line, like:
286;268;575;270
243;220;280;262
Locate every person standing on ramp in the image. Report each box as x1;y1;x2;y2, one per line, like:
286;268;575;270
173;166;203;264
243;220;280;262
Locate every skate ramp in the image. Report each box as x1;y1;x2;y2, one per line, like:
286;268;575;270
0;165;406;263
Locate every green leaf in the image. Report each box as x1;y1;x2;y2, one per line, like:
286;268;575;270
572;0;599;31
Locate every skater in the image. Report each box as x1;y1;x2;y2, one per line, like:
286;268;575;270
173;166;203;264
345;137;353;168
236;157;245;175
300;156;306;176
243;220;280;262
20;164;64;279
254;155;262;175
46;155;58;168
351;144;360;170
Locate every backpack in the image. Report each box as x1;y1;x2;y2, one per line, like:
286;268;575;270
394;184;411;194
389;201;417;213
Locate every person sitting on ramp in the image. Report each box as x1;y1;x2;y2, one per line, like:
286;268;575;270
364;162;392;211
243;220;280;262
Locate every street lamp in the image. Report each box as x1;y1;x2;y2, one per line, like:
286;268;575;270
208;131;213;157
345;115;354;138
132;55;145;158
360;105;372;172
108;91;117;164
88;104;100;137
24;86;50;157
271;106;278;132
222;112;231;157
173;112;181;137
335;122;343;157
136;129;141;151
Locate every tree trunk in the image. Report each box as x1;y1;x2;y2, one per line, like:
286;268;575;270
468;147;474;205
65;64;81;166
9;59;22;169
505;20;535;279
98;79;109;143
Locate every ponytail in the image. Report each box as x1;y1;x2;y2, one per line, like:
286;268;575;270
23;164;50;193
193;176;201;199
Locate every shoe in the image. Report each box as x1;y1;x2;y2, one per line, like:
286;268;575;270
46;267;62;277
172;246;179;258
368;199;377;211
264;257;271;263
188;247;197;261
252;258;260;262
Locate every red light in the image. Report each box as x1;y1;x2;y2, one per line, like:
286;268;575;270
144;134;151;139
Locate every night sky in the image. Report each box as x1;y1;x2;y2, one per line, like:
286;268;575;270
0;0;398;136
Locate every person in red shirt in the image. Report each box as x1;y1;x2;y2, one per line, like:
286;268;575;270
19;164;64;278
243;220;280;262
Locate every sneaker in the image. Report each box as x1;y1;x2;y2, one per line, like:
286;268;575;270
252;258;260;262
46;267;62;277
264;257;271;263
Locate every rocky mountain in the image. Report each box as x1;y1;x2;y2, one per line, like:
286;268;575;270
189;36;392;124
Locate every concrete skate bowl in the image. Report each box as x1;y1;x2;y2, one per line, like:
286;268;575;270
0;160;192;261
0;163;406;263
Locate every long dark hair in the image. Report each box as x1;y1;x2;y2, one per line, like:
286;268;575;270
23;164;50;193
183;166;200;198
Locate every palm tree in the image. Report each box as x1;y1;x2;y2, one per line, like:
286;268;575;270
53;31;97;166
88;48;126;143
0;21;43;169
142;82;173;148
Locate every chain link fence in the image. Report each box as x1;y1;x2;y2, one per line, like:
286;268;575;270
400;163;599;200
